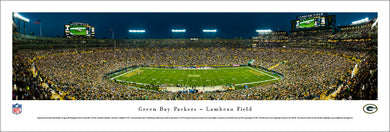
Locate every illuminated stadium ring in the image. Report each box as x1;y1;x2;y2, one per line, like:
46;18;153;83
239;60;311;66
32;47;356;100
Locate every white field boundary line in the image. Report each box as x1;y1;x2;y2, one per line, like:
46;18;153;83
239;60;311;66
234;78;279;86
161;77;279;92
110;67;140;80
248;67;279;80
114;78;149;85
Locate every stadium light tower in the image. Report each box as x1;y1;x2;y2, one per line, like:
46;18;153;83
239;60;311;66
13;12;30;34
171;29;186;39
129;29;146;39
202;29;217;39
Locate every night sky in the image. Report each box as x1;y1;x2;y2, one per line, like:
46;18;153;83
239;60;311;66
17;12;377;39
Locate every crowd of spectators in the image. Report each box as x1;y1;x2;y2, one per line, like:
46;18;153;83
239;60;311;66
13;54;53;100
252;32;289;47
332;22;373;40
326;19;376;49
12;42;376;100
288;29;332;46
12;20;378;100
335;51;377;100
14;35;252;50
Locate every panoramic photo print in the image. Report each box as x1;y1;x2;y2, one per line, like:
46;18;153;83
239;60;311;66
12;12;378;100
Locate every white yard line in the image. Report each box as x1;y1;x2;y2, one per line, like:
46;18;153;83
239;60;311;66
198;70;202;86
185;71;189;87
143;69;155;85
212;70;219;86
162;69;171;84
171;69;179;85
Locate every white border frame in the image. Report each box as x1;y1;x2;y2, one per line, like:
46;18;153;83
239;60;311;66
1;1;389;131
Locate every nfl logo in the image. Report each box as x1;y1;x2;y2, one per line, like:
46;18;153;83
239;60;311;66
12;103;22;115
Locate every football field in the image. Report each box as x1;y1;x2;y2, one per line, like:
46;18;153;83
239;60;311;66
111;67;280;87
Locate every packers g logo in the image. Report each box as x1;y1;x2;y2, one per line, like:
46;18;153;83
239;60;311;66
363;104;378;114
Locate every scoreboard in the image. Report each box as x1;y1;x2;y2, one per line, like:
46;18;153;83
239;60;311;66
291;13;336;30
65;22;95;38
296;16;326;29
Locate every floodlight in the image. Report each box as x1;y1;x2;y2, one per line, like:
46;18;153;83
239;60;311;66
13;12;30;22
129;29;146;33
202;29;217;32
351;17;369;25
172;29;186;32
256;29;272;33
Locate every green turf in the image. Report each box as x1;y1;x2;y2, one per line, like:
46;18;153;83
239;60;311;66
299;18;315;28
112;67;280;87
70;25;87;35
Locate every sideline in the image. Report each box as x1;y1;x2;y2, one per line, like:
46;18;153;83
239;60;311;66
110;67;140;80
248;67;279;80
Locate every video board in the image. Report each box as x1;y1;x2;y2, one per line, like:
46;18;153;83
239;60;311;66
70;25;87;35
65;22;95;38
295;16;326;29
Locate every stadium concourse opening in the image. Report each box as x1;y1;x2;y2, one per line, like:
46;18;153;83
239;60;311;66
12;13;377;100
